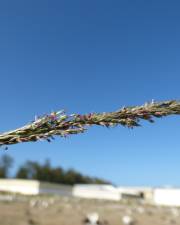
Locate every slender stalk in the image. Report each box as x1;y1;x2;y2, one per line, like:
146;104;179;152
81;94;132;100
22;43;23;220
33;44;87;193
0;100;180;147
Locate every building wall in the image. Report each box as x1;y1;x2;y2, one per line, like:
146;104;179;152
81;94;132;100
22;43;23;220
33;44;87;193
2;179;180;206
39;182;72;196
0;179;39;195
143;189;154;204
0;179;72;196
72;184;121;201
153;188;180;206
117;187;154;203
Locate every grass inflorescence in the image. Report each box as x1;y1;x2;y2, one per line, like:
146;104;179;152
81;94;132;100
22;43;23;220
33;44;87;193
0;100;180;147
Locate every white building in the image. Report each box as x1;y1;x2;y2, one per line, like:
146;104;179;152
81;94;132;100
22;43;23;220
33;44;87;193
73;184;121;201
0;179;72;196
117;186;153;203
0;180;121;201
2;179;180;207
118;187;143;197
153;188;180;206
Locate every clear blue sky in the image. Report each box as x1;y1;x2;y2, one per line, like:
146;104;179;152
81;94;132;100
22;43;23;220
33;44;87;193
0;0;180;186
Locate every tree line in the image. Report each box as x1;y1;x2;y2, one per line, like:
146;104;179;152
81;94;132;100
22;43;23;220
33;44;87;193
0;154;110;185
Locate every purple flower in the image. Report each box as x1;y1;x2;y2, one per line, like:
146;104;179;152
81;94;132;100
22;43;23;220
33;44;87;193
49;113;58;121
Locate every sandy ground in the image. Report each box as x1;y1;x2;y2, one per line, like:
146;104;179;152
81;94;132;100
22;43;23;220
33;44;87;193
0;194;179;225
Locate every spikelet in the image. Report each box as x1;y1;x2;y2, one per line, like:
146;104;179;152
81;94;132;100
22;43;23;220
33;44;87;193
0;100;180;147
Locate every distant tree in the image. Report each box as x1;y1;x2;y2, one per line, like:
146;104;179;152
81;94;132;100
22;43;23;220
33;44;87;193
51;167;65;183
16;166;29;179
64;169;81;185
16;159;110;185
16;161;40;179
0;154;13;178
39;159;52;181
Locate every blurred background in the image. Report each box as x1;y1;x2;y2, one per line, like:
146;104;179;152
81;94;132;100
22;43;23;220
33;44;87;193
0;1;180;224
1;0;180;187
